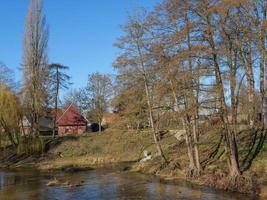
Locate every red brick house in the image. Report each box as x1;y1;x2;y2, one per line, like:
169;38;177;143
56;104;87;136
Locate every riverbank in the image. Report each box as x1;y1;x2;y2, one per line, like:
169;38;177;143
0;167;252;200
0;128;266;198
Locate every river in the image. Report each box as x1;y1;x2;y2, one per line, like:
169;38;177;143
0;169;258;200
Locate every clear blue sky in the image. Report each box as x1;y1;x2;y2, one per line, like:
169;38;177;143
0;0;159;89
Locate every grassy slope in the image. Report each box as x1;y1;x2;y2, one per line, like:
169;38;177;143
39;129;154;170
38;127;267;196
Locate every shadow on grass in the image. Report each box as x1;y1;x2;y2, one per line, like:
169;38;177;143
241;129;267;173
44;136;79;152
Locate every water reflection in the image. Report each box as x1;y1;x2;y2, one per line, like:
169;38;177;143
0;169;258;200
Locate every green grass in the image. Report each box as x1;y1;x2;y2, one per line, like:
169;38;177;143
48;129;154;162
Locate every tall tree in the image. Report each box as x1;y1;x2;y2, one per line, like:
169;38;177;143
145;0;204;175
253;0;267;127
192;0;242;178
48;63;71;137
114;11;167;163
22;0;49;137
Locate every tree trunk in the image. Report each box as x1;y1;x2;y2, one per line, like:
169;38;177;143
183;117;198;176
53;68;60;138
206;17;240;176
136;40;166;162
247;71;255;127
260;6;267;128
185;11;201;174
239;39;255;127
144;75;166;161
265;62;267;127
99;119;102;133
0;118;17;147
192;116;201;172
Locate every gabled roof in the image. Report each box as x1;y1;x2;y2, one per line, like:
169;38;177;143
56;104;87;126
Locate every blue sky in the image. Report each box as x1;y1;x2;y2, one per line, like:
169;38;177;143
0;0;159;90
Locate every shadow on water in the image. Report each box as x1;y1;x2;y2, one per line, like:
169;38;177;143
0;169;259;200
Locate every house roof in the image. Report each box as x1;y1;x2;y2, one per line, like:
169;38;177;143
22;116;54;131
56;104;87;126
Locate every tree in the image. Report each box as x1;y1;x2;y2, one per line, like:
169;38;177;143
0;63;20;148
253;0;267;127
190;0;241;178
22;0;49;137
0;87;21;147
133;1;204;174
86;72;112;133
48;63;71;137
114;11;168;162
112;0;266;188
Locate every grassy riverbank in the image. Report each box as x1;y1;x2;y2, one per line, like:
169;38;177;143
39;128;267;198
38;129;153;170
0;128;266;198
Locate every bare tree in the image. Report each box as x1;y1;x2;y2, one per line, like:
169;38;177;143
111;1;267;193
114;11;168;163
86;72;112;133
22;0;49;137
253;0;267;127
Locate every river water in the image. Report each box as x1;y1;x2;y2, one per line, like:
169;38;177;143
0;169;258;200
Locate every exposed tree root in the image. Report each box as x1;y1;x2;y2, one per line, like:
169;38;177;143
159;157;169;170
205;171;259;194
186;167;201;179
228;174;259;194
